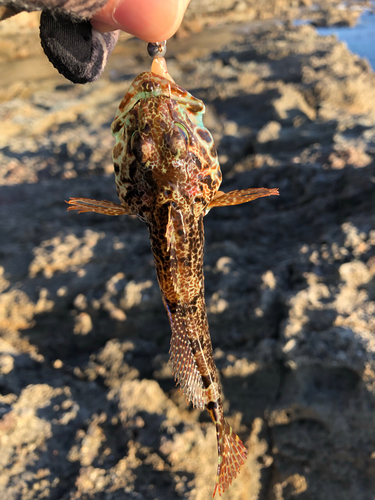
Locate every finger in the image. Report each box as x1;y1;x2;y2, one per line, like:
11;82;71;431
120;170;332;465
91;0;190;42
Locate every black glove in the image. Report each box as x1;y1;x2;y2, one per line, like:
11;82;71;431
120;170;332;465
39;10;119;84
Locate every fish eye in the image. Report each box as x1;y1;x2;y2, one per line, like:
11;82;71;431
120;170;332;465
165;122;189;158
175;122;189;140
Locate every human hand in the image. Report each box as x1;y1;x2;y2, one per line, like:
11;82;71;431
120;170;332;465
39;0;190;84
91;0;191;42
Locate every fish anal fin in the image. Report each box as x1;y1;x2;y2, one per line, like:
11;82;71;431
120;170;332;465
207;187;279;210
212;420;247;497
66;197;132;216
167;304;206;410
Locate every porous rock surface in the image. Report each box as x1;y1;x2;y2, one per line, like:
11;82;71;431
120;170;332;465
0;14;375;500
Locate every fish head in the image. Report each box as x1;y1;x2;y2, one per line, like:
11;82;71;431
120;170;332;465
111;72;222;218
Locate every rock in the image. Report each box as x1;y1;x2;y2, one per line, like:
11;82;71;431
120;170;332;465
311;6;362;28
257;120;282;144
0;14;375;500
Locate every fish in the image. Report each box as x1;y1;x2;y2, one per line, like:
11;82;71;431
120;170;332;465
67;56;279;496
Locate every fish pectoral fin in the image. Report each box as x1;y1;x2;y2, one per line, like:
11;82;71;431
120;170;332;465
167;303;206;410
207;187;279;210
212;419;247;497
66;197;132;216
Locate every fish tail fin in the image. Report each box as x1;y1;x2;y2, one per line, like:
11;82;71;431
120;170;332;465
209;405;247;497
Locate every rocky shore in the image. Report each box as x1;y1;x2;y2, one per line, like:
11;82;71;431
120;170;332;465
0;6;375;500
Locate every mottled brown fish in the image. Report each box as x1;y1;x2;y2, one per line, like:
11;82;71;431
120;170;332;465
67;56;278;496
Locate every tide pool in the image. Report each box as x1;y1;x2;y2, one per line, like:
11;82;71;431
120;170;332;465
316;10;375;70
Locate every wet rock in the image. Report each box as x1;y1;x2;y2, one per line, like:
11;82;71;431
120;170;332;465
311;6;362;28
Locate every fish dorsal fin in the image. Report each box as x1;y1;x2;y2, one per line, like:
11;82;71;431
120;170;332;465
166;302;206;410
164;205;206;409
165;204;180;295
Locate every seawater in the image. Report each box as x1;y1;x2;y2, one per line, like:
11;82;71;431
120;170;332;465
316;10;375;70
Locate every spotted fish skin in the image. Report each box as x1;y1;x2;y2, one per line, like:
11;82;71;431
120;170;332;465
111;72;222;220
67;66;278;496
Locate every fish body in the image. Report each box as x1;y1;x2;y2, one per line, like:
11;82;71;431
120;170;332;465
67;63;278;495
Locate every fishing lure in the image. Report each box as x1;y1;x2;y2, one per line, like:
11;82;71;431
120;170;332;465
67;42;278;496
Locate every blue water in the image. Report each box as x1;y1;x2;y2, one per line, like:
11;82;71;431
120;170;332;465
316;10;375;70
